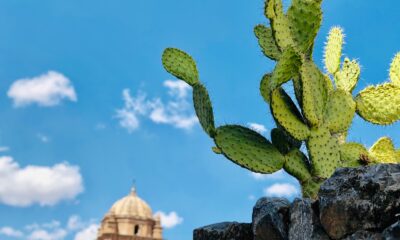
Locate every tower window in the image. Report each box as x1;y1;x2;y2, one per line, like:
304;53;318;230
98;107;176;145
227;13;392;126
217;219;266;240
134;225;140;235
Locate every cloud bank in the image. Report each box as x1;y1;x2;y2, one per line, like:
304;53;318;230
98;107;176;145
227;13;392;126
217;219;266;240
155;211;184;229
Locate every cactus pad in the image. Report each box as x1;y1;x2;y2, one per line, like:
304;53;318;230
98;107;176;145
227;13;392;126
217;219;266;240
284;149;312;182
339;142;368;167
369;137;399;163
265;0;294;50
162;48;199;86
324;27;344;75
390;52;400;86
324;89;356;133
214;125;285;173
271;127;301;154
307;127;340;178
301;61;328;126
287;0;322;54
355;83;400;125
193;83;215;137
254;25;281;60
335;58;360;93
260;73;272;103
270;47;301;90
302;179;321;199
271;89;310;140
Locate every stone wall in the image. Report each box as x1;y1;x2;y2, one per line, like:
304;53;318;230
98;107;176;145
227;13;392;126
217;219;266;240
193;164;400;240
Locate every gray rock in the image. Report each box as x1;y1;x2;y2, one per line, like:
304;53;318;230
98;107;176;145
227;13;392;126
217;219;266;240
252;197;290;240
193;222;252;240
319;164;400;239
382;221;400;240
341;231;382;240
288;198;330;240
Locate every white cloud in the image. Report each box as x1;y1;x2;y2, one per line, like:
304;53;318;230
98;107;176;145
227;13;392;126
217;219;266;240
74;224;99;240
0;156;83;207
116;80;198;133
27;229;67;240
8;71;77;107
0;227;24;238
155;211;183;229
0;146;10;152
250;169;286;181
248;123;267;134
264;183;299;198
1;216;97;240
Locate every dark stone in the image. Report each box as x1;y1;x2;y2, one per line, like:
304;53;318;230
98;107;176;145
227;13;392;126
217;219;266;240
288;198;330;240
341;231;382;240
193;222;252;240
319;164;400;239
252;197;290;240
382;221;400;240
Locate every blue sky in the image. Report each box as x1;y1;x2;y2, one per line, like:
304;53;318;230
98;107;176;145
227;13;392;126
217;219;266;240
0;0;399;239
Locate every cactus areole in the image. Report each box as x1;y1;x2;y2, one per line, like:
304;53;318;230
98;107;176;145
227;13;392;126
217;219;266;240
161;0;400;198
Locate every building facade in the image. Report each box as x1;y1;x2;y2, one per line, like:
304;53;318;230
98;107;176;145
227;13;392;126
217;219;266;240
97;188;163;240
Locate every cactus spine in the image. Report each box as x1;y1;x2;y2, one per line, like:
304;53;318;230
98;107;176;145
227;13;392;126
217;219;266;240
161;0;400;198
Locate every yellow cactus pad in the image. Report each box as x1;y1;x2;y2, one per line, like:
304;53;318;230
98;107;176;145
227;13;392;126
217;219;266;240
271;89;310;140
324;27;344;75
324;89;356;133
390;52;400;86
355;83;400;125
369;137;399;163
339;142;368;167
335;58;360;93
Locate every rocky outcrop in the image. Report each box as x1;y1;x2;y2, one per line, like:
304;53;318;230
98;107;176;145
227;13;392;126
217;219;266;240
193;164;400;240
193;222;252;240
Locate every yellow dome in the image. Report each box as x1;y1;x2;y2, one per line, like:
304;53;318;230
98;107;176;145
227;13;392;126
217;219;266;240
108;188;153;219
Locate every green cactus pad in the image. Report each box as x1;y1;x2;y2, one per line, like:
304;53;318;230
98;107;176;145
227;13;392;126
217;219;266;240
302;179;321;199
287;0;322;54
307;127;340;178
324;89;356;133
324;75;334;93
324;27;344;75
254;25;281;61
271;127;301;154
355;83;400;125
260;73;272;103
214;125;285;173
369;137;399;163
284;149;312;182
301;60;328;126
193;83;215;137
270;47;301;90
335;58;360;93
390;53;400;86
162;48;199;86
292;75;303;107
212;146;222;154
339;142;368;167
271;89;310;140
265;0;294;50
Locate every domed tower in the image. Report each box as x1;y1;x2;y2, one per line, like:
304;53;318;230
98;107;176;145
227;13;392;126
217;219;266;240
97;187;163;240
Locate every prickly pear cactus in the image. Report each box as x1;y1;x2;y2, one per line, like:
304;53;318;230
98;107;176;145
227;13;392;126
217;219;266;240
161;0;400;198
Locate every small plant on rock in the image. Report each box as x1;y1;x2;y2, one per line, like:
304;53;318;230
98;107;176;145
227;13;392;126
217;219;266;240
161;0;400;198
